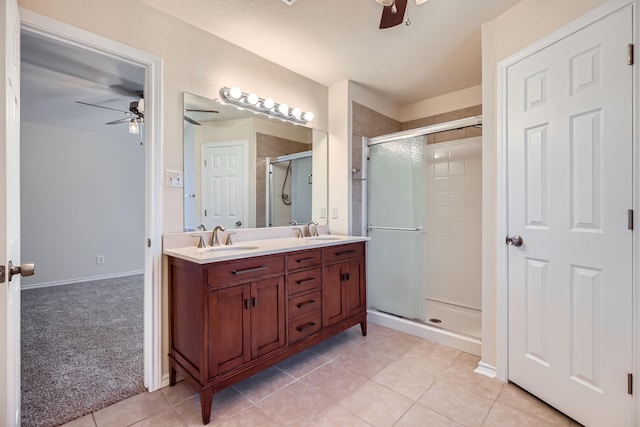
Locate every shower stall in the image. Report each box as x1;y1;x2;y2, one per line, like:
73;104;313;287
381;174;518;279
267;151;313;226
364;116;482;355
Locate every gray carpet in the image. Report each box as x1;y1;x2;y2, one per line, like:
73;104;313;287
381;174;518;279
21;275;145;427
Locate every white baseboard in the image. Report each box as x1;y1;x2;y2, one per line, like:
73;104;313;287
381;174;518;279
367;309;481;356
21;270;144;290
474;361;499;379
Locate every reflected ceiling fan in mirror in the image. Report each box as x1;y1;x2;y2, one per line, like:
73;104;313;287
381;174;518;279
76;90;144;134
375;0;429;29
183;108;219;126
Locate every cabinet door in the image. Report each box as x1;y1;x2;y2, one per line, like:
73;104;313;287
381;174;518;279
344;259;365;318
322;263;344;327
250;276;286;358
208;285;250;377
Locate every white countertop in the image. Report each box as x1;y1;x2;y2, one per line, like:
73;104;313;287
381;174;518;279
163;235;370;264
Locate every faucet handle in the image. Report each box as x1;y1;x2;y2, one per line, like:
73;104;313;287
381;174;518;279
225;232;237;246
293;227;303;238
191;234;207;248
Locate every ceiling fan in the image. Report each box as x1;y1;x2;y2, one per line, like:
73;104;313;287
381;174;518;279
183;108;219;126
375;0;428;29
76;91;144;134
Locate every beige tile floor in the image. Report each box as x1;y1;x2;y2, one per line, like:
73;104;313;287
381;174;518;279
61;323;580;427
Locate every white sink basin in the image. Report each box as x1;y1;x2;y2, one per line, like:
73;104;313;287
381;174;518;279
198;245;259;253
305;236;342;241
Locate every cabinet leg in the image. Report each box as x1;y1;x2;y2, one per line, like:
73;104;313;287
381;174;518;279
360;320;367;336
169;365;177;386
200;388;214;425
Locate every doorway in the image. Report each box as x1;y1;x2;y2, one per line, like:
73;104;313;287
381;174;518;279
14;10;163;427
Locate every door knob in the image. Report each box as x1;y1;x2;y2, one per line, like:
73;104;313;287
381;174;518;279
235;221;242;227
505;235;523;247
8;260;35;282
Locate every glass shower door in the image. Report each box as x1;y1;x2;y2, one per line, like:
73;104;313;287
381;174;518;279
367;136;427;321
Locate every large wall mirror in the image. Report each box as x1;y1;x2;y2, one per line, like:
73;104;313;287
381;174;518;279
183;92;328;232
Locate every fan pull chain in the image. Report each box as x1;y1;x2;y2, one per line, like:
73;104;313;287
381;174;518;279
405;2;411;25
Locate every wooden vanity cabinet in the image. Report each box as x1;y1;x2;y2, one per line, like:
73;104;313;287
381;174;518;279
168;241;367;425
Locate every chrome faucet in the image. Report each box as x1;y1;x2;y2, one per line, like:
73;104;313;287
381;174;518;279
212;225;225;246
289;220;299;225
196;224;206;231
304;221;319;237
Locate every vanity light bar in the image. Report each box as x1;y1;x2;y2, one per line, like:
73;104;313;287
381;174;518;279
219;86;314;125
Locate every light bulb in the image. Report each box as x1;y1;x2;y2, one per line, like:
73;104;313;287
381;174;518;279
291;107;302;119
229;86;242;100
263;97;275;109
278;103;289;115
247;93;259;105
303;111;314;122
128;119;139;135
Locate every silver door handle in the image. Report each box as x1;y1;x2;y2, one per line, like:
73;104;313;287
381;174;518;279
505;235;523;247
8;260;35;282
235;221;242;226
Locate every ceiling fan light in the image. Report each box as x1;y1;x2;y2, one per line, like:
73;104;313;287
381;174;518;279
415;0;429;4
229;86;242;100
375;0;394;6
128;118;140;135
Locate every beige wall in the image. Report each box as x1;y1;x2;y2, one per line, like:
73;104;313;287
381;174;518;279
480;0;608;371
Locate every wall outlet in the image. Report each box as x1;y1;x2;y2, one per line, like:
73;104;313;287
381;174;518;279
96;255;105;265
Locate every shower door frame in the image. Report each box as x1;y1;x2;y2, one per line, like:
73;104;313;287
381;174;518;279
266;150;313;227
362;115;483;354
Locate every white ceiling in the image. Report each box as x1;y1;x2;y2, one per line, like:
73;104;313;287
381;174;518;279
140;0;520;105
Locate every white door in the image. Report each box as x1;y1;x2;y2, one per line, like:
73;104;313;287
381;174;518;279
1;0;22;425
201;142;247;230
506;5;633;426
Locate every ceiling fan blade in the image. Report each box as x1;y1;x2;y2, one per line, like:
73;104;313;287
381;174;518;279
184;115;202;126
105;117;131;125
76;100;132;115
379;0;407;29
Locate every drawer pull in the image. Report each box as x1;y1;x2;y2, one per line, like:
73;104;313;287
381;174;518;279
252;297;258;307
335;250;356;257
296;322;317;332
295;277;316;285
296;299;317;309
296;257;316;264
232;265;268;275
244;299;250;310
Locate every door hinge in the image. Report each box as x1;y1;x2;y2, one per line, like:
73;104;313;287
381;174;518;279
204;209;207;217
628;373;633;395
204;160;207;168
628;209;634;230
147;238;151;248
628;44;634;65
0;265;5;284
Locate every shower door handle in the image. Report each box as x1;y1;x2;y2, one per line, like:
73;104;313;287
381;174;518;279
505;235;523;247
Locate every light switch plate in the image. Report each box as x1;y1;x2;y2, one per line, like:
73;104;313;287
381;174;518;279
165;170;183;187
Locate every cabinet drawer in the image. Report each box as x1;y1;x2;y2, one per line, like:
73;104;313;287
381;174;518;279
288;291;321;319
207;255;285;286
288;311;322;344
287;249;322;271
287;268;322;296
322;242;364;264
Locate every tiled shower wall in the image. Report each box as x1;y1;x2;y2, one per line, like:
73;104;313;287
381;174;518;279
351;103;482;235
